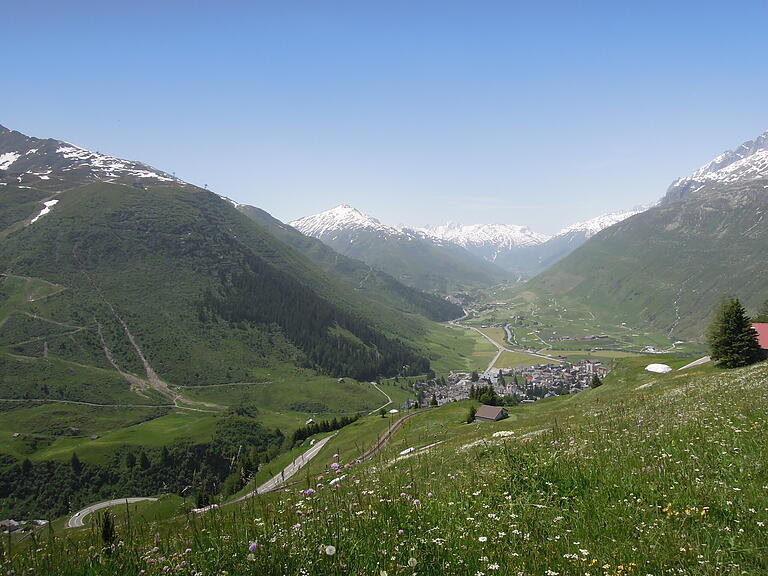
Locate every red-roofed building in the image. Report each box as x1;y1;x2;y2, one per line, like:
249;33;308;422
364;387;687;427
752;323;768;350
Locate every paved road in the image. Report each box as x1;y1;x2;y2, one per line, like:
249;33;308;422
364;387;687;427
231;433;336;503
450;310;554;371
466;325;554;372
67;497;158;528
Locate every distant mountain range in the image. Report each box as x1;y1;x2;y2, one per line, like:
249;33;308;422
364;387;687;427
528;128;768;338
290;205;509;293
291;204;645;282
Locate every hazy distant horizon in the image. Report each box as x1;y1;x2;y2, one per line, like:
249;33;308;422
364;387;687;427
2;1;767;234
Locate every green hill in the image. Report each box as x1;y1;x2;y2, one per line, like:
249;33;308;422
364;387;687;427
0;181;436;383
524;176;768;340
8;355;768;574
0;126;472;518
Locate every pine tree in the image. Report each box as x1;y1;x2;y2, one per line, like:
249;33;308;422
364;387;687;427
430;393;438;407
590;373;602;388
70;452;82;475
707;298;762;368
466;405;477;423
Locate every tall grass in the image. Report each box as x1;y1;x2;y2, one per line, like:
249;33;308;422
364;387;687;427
6;363;767;575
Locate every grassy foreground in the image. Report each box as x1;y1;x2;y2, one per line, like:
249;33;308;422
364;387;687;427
5;359;768;575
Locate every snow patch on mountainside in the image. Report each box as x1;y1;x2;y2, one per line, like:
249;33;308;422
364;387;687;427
290;205;402;238
30;199;59;224
54;144;175;182
219;195;240;208
0;151;20;170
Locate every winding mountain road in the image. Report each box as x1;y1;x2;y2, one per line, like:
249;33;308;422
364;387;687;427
67;497;158;528
449;309;554;371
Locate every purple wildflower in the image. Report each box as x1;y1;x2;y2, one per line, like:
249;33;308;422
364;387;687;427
248;541;258;552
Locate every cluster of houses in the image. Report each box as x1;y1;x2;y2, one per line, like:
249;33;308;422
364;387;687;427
422;359;608;407
1;518;47;535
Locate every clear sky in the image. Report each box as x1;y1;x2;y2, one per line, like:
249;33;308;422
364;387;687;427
2;1;767;233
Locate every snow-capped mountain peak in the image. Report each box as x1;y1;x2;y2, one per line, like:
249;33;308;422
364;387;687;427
0;123;178;186
556;208;647;238
666;129;768;201
290;205;401;238
419;222;550;250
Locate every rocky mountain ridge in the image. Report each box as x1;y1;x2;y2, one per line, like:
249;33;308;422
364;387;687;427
665;129;768;202
0;124;178;190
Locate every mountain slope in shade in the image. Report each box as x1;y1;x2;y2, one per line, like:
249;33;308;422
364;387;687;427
665;129;768;202
291;205;509;293
237;204;462;321
527;129;768;339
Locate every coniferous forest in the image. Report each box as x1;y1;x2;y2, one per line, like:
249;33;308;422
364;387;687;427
200;249;430;381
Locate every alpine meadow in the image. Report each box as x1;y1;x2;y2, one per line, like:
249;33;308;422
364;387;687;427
1;3;768;575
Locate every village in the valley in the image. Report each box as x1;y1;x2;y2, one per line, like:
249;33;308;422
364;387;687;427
418;358;608;409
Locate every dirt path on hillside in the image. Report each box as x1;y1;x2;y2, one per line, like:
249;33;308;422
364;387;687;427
0;398;174;408
72;244;223;412
367;381;393;415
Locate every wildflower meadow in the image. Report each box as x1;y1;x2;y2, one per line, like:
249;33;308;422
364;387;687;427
4;361;767;575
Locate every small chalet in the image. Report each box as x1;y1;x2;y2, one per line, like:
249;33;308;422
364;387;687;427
752;323;768;351
474;405;508;422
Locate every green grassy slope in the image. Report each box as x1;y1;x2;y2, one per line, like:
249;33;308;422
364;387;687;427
524;178;768;340
0;178;445;517
0;181;437;385
10;357;767;575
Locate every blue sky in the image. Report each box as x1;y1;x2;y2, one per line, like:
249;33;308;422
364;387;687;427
2;1;767;233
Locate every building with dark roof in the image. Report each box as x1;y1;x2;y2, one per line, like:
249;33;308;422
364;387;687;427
474;405;508;422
